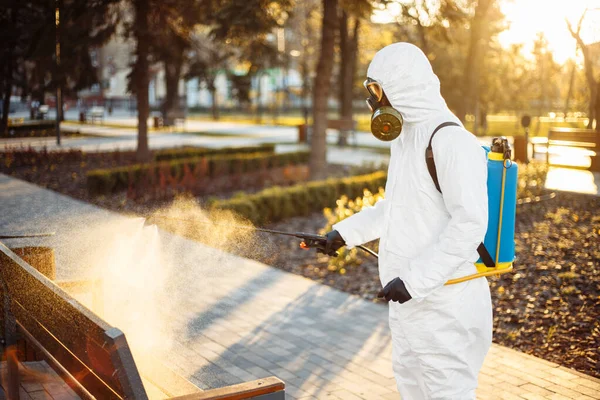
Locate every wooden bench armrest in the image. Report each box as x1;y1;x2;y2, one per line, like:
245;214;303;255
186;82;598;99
169;377;285;400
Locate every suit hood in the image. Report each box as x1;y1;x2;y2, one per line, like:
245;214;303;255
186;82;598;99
367;43;452;125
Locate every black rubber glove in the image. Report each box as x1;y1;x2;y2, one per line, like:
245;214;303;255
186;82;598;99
318;230;346;256
377;277;412;303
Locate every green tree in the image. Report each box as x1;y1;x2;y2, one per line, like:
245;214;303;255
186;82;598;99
186;33;233;120
131;0;151;161
0;0;118;133
311;0;338;179
337;0;372;145
456;0;504;127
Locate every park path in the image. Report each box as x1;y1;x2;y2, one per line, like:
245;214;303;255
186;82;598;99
1;173;599;399
1;116;598;195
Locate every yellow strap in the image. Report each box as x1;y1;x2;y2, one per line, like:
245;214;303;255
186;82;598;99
445;264;513;285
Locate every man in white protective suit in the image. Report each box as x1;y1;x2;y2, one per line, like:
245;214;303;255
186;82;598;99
321;43;493;399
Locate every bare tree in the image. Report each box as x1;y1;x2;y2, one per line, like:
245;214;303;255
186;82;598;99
566;9;598;129
456;0;494;124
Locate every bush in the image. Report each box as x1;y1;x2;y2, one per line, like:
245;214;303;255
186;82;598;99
86;150;310;196
321;189;385;272
213;171;387;225
2;121;57;138
1;146;83;168
517;161;549;199
154;144;275;161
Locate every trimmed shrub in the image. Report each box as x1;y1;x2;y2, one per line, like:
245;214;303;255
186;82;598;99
1;146;83;168
86;151;310;197
154;144;275;161
213;171;387;225
213;160;549;227
2;121;57;138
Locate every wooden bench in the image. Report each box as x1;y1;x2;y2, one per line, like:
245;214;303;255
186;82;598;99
532;128;599;171
163;108;187;130
87;106;105;124
37;105;49;121
0;242;285;400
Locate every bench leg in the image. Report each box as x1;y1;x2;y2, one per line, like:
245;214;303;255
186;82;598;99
3;293;20;399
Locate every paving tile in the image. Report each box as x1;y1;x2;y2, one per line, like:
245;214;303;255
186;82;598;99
2;174;599;400
545;384;594;399
518;383;554;396
571;378;600;393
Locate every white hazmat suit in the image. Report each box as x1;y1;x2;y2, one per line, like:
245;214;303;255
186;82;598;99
333;43;493;399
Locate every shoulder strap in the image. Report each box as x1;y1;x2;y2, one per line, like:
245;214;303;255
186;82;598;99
425;122;496;269
425;122;460;193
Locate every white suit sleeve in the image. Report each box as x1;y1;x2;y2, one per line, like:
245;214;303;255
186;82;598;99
404;129;488;299
332;199;387;248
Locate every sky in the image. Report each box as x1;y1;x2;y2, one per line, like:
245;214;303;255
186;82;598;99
499;0;600;63
373;0;600;64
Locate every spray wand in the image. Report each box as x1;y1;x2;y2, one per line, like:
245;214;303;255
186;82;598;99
151;216;378;258
0;232;56;239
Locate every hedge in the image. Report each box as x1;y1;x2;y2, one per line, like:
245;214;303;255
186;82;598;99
87;150;309;196
212;171;387;225
2;121;57;138
0;146;83;167
154;144;275;161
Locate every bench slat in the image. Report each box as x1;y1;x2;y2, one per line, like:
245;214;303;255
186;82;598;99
16;319;106;400
548;128;598;144
169;377;285;400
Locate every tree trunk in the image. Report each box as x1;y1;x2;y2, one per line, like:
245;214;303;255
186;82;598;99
456;0;492;122
1;6;16;134
256;75;263;124
338;11;349;146
134;0;151;162
209;82;219;120
595;80;600;132
161;44;184;126
1;52;13;134
579;44;597;129
588;83;596;129
310;0;338;179
563;62;576;118
338;12;359;146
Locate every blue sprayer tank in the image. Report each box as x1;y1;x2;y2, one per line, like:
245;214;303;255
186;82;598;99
476;137;518;273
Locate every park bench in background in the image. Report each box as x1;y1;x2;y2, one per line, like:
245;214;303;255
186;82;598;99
87;106;106;124
0;242;285;400
161;108;187;130
298;119;358;146
531;127;599;171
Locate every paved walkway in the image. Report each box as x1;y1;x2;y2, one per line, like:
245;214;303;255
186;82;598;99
1;174;599;399
2;116;599;194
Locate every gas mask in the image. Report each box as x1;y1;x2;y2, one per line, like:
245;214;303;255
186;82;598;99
364;78;403;141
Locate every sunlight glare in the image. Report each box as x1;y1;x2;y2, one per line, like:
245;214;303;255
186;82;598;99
499;0;600;63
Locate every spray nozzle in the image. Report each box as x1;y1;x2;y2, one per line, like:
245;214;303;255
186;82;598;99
491;137;511;160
